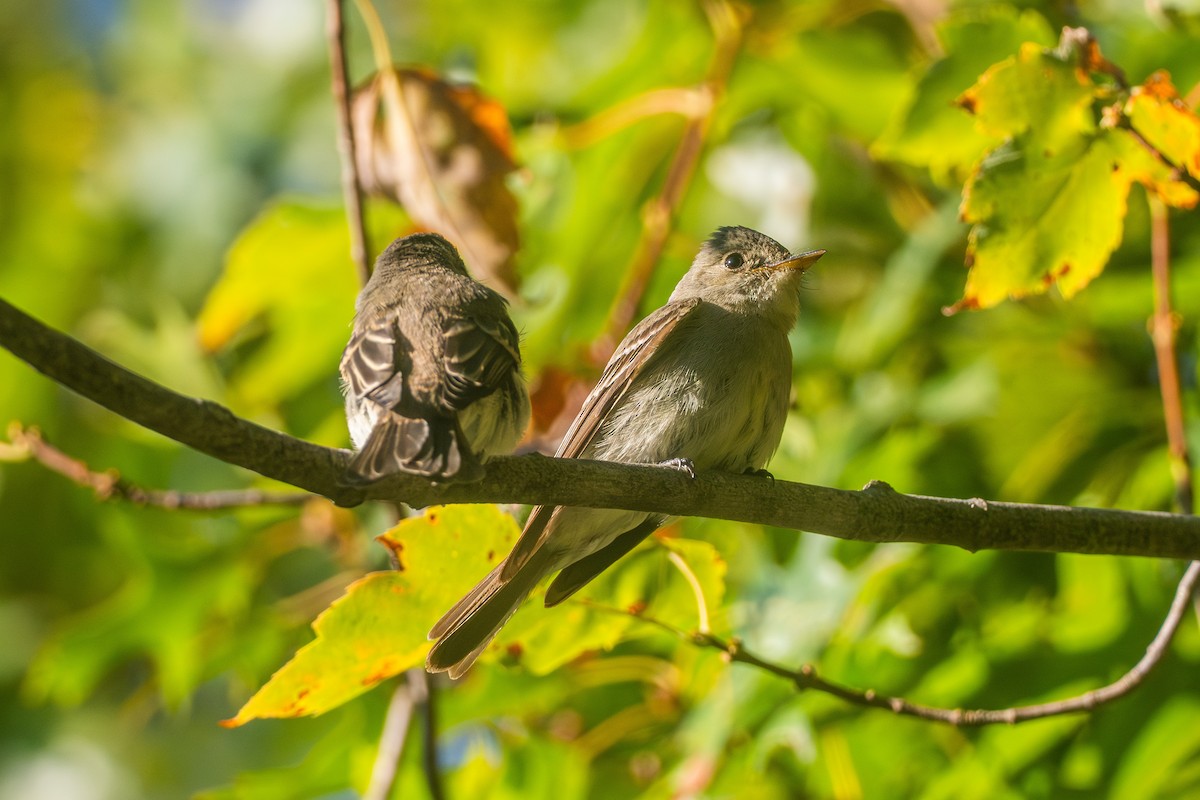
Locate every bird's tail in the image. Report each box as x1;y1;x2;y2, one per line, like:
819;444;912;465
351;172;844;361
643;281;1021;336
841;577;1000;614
426;549;551;679
344;411;480;484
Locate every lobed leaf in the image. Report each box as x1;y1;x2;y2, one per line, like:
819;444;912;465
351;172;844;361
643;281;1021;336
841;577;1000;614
872;8;1055;179
949;41;1200;312
1123;71;1200;206
224;504;519;725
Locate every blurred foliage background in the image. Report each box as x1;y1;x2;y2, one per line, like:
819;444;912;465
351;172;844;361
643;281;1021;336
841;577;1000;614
2;0;1200;797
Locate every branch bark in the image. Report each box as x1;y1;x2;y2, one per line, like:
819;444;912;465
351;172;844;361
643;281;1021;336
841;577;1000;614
607;558;1200;726
4;296;1200;559
5;423;313;510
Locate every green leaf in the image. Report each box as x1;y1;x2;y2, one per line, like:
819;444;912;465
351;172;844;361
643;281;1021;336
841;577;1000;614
1111;697;1200;800
1049;553;1128;651
872;8;1055;179
24;515;264;709
197;198;405;415
225;504;518;725
958;43;1095;145
950;47;1200;312
498;534;726;675
955;130;1134;310
948;40;1135;310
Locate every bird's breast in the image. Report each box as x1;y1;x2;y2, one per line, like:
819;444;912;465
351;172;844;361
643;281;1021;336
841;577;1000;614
592;320;792;472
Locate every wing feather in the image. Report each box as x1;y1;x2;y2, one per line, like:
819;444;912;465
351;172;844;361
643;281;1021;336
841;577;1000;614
440;311;521;410
500;298;703;580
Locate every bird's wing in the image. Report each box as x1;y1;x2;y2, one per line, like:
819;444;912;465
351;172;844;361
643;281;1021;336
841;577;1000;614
340;318;478;482
541;518;661;606
501;297;703;581
439;308;522;411
339;319;409;411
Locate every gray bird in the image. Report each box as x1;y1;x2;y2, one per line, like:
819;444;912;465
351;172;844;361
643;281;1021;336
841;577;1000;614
340;233;530;483
427;226;824;676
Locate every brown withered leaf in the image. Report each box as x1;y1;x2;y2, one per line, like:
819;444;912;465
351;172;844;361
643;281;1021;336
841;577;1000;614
352;67;520;295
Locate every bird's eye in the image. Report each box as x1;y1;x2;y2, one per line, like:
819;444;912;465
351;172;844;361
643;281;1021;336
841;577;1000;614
723;253;745;270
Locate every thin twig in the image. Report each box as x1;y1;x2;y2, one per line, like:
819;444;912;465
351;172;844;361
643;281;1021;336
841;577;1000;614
9;297;1200;558
326;0;372;284
1149;197;1194;514
1146;193;1200;635
363;679;416;800
595;0;745;360
558;87;712;150
410;669;445;800
5;422;312;510
361;670;444;800
588;561;1200;726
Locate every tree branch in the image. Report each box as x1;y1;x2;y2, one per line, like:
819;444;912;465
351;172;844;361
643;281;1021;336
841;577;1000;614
5;296;1200;559
605;559;1200;726
0;298;354;502
4;422;313;510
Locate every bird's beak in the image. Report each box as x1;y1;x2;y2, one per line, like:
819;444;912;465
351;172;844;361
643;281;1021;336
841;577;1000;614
761;249;826;272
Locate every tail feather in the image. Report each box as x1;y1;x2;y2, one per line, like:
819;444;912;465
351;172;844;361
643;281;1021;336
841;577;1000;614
426;550;551;678
428;563;504;640
543;520;658;607
345;411;480;483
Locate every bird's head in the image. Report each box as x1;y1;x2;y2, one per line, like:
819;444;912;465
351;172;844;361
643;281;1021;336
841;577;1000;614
670;226;824;329
374;232;470;277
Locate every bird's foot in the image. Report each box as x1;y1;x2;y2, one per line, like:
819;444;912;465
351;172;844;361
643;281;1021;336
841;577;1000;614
744;467;775;484
660;457;697;479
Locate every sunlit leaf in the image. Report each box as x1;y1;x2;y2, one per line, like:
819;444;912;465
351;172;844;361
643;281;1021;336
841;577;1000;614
196;199;404;415
352;67;521;295
872;8;1055;179
224;505;518;725
949;40;1200;312
956;43;1095;144
949;42;1130;311
1123;71;1200;207
954;131;1133;311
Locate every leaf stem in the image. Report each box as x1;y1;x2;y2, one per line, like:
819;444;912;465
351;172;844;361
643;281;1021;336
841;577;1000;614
353;0;393;72
363;679;415;800
665;547;710;634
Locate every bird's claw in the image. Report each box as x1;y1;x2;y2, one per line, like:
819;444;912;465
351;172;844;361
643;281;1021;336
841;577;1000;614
661;457;697;480
745;467;775;484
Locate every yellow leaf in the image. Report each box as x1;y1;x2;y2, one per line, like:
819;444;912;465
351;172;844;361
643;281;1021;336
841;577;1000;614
225;505;518;725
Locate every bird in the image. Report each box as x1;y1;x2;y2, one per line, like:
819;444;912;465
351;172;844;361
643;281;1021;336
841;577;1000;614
426;226;825;677
339;232;530;484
